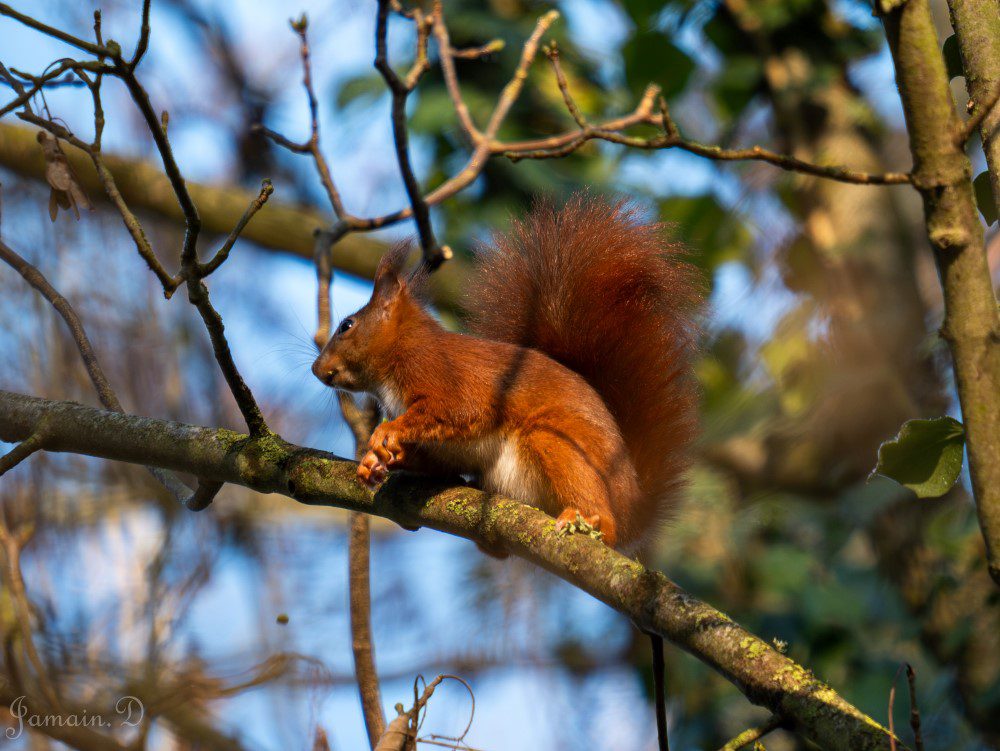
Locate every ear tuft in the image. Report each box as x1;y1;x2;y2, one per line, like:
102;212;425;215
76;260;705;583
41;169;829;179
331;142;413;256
373;241;414;299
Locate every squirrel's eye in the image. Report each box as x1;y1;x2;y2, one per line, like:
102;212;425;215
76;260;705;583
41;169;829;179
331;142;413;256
337;317;356;335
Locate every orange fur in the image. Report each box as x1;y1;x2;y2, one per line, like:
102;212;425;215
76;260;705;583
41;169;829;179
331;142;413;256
313;195;702;551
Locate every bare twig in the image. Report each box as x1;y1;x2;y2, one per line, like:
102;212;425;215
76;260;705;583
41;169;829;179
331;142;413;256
130;0;152;69
956;79;1000;146
2;3;274;437
716;715;782;751
0;59;91;118
0;3;110;57
197;178;274;276
375;0;446;270
112;56;271;434
0;430;45;476
289;15;347;217
651;634;670;751
501;119;912;185
450;40;505;60
544;41;586;128
402;7;433;91
429;1;482;144
485;10;560;140
906;665;923;751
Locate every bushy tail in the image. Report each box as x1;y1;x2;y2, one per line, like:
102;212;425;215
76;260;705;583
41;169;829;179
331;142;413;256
467;194;702;532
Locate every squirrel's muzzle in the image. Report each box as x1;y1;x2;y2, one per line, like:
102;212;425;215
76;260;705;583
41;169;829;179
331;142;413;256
311;357;336;386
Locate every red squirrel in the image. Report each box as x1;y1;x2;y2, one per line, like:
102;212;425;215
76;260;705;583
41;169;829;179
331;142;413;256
312;195;701;550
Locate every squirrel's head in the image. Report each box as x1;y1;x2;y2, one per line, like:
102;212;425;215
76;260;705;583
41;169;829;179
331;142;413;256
312;242;427;392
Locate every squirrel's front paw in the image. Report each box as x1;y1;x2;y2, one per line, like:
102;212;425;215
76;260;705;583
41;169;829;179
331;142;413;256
357;450;388;489
368;423;406;468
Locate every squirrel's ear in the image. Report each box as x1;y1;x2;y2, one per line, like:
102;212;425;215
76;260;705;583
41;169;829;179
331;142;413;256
373;242;413;300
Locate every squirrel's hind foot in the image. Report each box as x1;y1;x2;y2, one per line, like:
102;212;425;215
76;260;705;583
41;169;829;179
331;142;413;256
555;509;615;547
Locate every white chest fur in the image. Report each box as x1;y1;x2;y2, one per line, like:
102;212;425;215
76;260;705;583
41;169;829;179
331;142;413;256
374;384;406;419
480;436;543;507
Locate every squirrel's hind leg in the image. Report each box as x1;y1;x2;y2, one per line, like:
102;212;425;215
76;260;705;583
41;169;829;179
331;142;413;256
520;432;619;548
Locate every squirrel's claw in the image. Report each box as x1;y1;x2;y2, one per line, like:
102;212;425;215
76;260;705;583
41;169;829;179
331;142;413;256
369;424;406;467
357;451;388;488
555;509;605;542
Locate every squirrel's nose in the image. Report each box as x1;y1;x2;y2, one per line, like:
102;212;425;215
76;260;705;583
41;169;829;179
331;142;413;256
311;359;334;384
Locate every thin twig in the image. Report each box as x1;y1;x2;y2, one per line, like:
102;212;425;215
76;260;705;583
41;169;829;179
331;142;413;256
8;33;271;435
94;47;272;434
290;15;347;217
450;40;505;60
130;0;152;69
403;8;433;91
0;3;110;57
375;0;446;270
502;122;912;185
956;79;1000;146
185;278;271;436
0;430;45;476
198;178;274;277
906;664;923;751
544;41;586;128
716;715;782;751
650;634;670;751
483;10;560;140
0;59;87;118
429;1;482;144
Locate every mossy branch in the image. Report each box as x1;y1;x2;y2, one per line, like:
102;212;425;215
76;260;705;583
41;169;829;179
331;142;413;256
0;388;900;751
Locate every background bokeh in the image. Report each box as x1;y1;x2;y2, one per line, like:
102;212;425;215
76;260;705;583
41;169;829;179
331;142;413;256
1;0;999;749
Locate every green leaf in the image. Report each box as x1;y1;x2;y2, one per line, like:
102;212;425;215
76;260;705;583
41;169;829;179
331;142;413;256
942;34;965;81
973;171;998;225
872;417;966;498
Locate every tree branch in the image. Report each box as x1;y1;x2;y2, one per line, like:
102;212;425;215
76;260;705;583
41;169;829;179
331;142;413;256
0;389;902;751
947;0;1000;220
880;0;1000;587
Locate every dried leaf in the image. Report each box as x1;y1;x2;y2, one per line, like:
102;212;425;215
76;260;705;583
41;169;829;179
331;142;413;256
36;130;93;221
